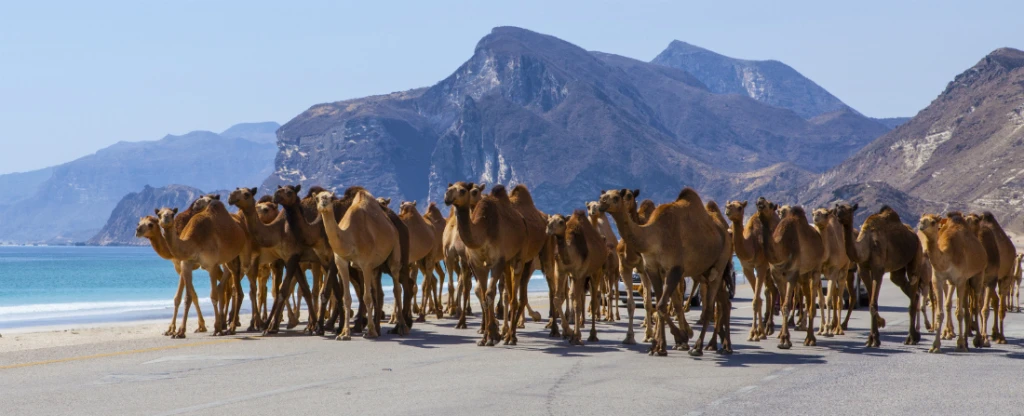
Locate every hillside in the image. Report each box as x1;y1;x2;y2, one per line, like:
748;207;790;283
651;40;856;119
0;125;276;244
265;27;889;214
87;185;225;246
802;48;1024;230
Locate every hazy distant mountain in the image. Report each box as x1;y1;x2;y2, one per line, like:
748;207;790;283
0;167;54;208
265;27;888;215
0;124;276;244
88;185;230;246
651;40;854;119
220;121;281;144
802;48;1024;230
871;117;912;130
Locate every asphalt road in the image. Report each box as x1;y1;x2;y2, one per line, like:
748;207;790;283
2;284;1024;416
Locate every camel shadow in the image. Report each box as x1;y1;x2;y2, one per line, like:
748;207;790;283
816;337;914;356
707;350;827;367
393;330;481;349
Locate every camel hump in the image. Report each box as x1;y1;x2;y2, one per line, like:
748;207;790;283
878;205;894;214
676;187;699;202
344;186;369;200
705;200;720;212
981;211;998;224
257;195;274;204
509;184;536;206
305;185;327;198
789;206;807;219
490;185;510;200
472;197;502;240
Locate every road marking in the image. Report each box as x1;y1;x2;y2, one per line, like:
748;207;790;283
0;339;239;370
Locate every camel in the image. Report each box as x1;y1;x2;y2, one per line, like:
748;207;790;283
918;214;986;353
700;201;735;353
725;200;772;341
422;202;449;319
598;188;729;356
157;197;250;338
442;183;485;326
587;201;621;322
834;203;924;347
752;197;782;336
637;199;656;224
964;212;1017;345
1014;253;1024;312
316;187;405;340
396;201;440;323
812;208;851;337
502;184;553;344
135;215;206;335
444;182;530;346
546;211;608;345
606;189;650;345
763;206;825;349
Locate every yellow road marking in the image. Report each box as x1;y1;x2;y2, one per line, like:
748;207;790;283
0;339;240;370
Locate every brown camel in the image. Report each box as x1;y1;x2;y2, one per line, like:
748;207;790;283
397;201;440;323
812;208;852;337
753;197;782;336
135;215;205;335
442;183;485;325
834;203;924;347
964;212;1017;345
157;198;250;338
764;206;825;349
725;200;772;341
317;187;405;340
546;211;608;344
502;184;552;344
607;189;649;345
701;201;735;353
422;202;449;319
1014;253;1024;312
587;201;621;322
599;188;729;356
444;182;529;346
918;214;986;353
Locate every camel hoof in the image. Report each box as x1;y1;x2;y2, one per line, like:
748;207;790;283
336;334;351;341
530;312;542;322
804;338;816;346
928;346;942;354
415;316;426;323
982;339;991;348
622;335;636;345
822;332;833;338
688;348;703;357
486;339;496;347
173;332;186;339
588;334;599;343
675;343;690;351
955;346;968;353
972;337;982;348
777;343;791;350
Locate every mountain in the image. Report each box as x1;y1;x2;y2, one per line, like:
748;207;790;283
0;167;54;208
0;125;276;244
872;117;912;130
802;48;1024;230
651;40;854;120
88;185;226;246
265;27;889;215
220;121;281;144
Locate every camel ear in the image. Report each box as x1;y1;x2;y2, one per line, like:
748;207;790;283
741;200;748;208
277;185;282;189
448;183;453;188
479;184;487;191
249;187;257;195
384;198;391;205
632;189;641;198
154;209;160;216
852;203;859;211
211;194;221;200
411;200;417;207
295;184;302;193
172;207;178;215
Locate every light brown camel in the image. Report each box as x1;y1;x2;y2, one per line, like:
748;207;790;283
964;212;1017;345
135;215;206;335
397;201;440;323
812;208;851;337
587;201;621;322
599;188;729;356
608;189;650;345
1014;253;1024;312
422;202;449;319
763;206;824;349
157;198;250;338
725;200;772;341
546;211;608;344
442;183;485;325
502;184;552;344
753;197;781;336
701;200;735;353
317;187;405;340
834;203;924;347
444;182;529;346
918;214;986;353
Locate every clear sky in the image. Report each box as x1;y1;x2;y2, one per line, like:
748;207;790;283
1;0;1020;174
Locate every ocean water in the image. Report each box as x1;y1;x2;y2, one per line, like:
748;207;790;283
0;246;549;330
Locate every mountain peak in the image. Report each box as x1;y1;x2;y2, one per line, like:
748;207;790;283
220;121;280;144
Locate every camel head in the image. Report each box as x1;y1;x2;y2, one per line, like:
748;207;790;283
189;194;220;213
274;184;302;206
444;182;475;207
471;183;487;206
256;201;279;223
637;199;655;221
546;214;567;237
586;201;601;218
377;197;392;209
963;213;982;234
725;200;748;223
399;201;417;216
228;187;259;209
812;208;831;227
597;189;637;214
156;207;178;229
135;216;161;238
315;191;336;214
831;202;859;227
917;214;943;238
776;204;792;219
755;197;779;217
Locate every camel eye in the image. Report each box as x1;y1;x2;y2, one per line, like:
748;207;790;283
460;189;466;195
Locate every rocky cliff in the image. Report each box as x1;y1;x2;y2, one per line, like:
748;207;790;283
266;27;889;215
802;48;1024;230
87;185;226;246
651;40;855;119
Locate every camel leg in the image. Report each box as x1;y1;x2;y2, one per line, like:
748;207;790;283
955;281;969;352
360;269;379;339
864;267;884;348
804;273;818;346
763;276;777;336
639;268;656;342
943;284;956;339
174;263;197;339
889;269;920;345
690;272;724;356
480;261;503;346
977;281;994;348
330;259;352;340
672;284;693;348
777;275;794;349
417;264;430;323
619;262;637;345
746;265;762;341
684;281;699;315
291;261;317;335
226;260;244;335
504;262;527;345
166;263;186;336
840;269;855;330
929;278;947;353
995;279;1009;343
387;267;410;336
716;286;733;354
588;275;601;343
206;265;228;336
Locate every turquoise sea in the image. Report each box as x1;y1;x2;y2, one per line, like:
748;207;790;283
0;246;745;330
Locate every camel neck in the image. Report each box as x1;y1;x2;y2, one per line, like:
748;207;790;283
282;202;317;247
319;206;353;259
160;225;191;261
146;234;174;260
239;204;279;248
731;218;754;262
840;220;861;263
607;210;647;253
553;234;571;267
454;204;484;249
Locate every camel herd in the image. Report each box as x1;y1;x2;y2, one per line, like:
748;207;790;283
133;182;1024;355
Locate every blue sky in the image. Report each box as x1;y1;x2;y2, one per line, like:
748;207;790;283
1;0;1021;174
